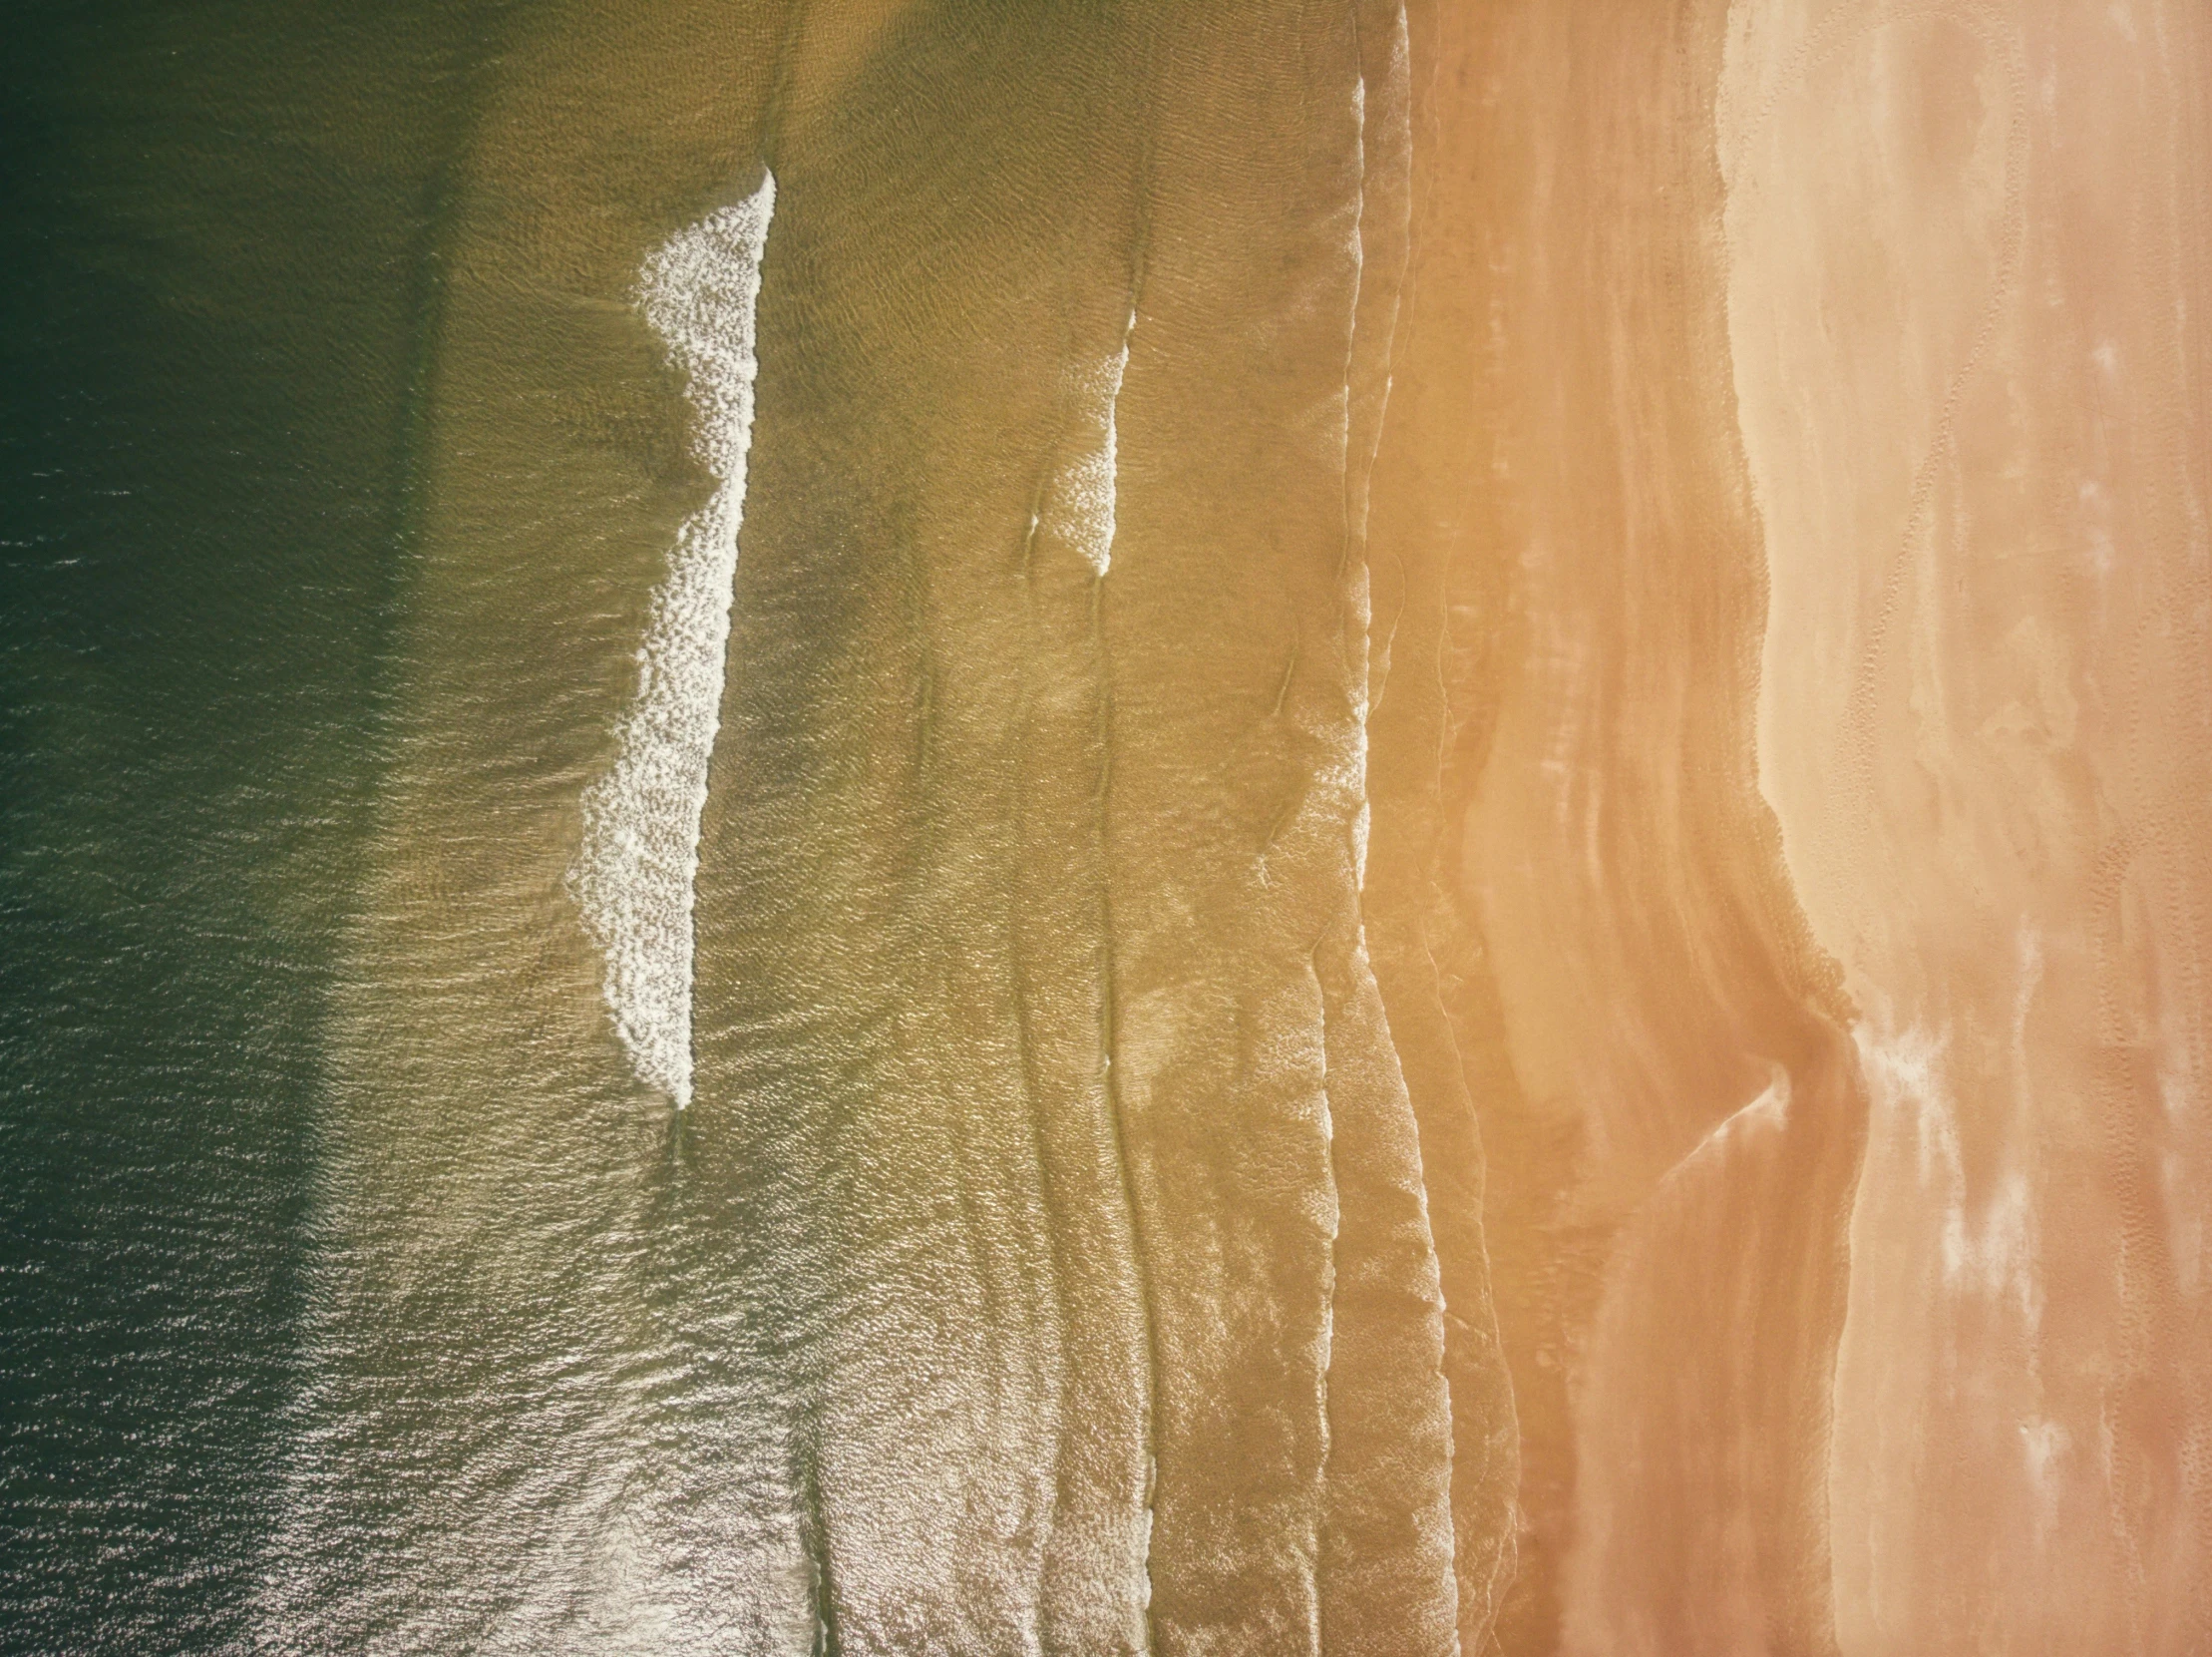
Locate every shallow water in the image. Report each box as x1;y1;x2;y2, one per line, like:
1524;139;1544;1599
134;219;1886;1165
218;1;1466;1648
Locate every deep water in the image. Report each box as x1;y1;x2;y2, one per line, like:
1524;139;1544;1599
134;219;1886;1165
0;5;503;1647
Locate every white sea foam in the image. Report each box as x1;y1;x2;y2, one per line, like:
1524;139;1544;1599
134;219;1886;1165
571;174;776;1107
1046;305;1136;578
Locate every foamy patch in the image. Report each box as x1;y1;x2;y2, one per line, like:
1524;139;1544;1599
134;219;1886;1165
1045;305;1135;578
1854;1014;2044;1328
571;174;775;1107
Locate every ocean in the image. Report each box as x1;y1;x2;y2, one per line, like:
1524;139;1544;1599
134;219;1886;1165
5;2;1469;1649
1;2;518;1647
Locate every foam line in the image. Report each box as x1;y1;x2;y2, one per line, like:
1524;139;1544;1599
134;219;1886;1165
571;174;776;1107
1044;304;1137;579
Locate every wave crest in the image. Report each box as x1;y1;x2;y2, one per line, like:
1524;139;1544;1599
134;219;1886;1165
570;173;776;1107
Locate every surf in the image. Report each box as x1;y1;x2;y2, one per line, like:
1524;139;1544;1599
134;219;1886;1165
570;172;776;1108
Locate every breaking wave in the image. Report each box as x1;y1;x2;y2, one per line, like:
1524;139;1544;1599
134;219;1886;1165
571;173;776;1107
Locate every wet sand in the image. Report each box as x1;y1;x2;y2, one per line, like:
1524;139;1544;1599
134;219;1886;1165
1399;3;1861;1649
1401;0;2212;1651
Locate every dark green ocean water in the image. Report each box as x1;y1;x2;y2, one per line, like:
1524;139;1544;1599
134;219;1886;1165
1;2;1481;1648
1;6;505;1646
